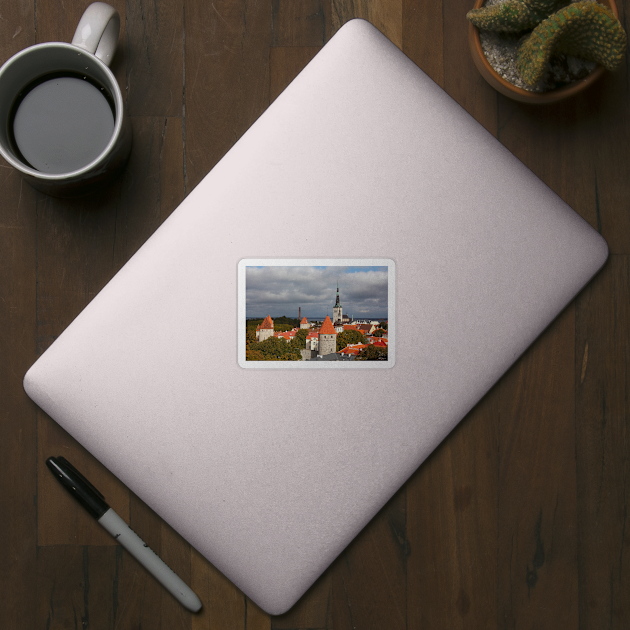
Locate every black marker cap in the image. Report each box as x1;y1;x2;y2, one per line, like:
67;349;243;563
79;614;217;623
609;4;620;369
46;456;110;519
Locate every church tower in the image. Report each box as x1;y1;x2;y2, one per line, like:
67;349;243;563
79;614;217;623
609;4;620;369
318;315;337;356
332;283;342;325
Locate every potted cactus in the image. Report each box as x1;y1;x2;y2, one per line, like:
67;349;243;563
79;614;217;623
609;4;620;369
467;0;627;102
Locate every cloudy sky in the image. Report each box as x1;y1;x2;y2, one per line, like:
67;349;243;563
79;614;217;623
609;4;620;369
246;265;388;320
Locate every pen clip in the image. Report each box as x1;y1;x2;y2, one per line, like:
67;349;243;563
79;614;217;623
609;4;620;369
54;456;106;502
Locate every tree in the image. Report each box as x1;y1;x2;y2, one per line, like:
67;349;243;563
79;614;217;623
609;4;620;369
246;336;301;361
372;329;385;337
336;330;365;352
290;328;309;350
379;321;388;330
356;344;388;361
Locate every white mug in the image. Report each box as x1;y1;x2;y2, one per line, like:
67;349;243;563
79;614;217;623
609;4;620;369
0;2;132;197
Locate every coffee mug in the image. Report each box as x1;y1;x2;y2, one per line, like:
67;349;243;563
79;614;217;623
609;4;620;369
0;2;132;197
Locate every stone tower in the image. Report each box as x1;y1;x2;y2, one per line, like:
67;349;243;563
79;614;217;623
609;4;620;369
318;315;337;356
300;316;309;329
332;283;342;324
256;315;274;342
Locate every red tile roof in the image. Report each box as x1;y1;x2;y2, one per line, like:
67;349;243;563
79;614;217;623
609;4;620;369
340;343;367;354
260;315;274;329
339;346;360;355
300;317;308;324
319;315;336;335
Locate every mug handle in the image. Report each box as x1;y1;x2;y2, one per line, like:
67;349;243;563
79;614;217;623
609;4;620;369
71;2;120;67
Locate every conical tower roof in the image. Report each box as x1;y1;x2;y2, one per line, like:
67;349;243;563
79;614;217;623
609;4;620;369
319;315;336;335
260;315;274;329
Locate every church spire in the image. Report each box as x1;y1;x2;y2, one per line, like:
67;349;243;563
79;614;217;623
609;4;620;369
332;282;343;325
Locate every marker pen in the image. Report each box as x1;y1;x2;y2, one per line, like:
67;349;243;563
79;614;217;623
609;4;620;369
46;456;202;613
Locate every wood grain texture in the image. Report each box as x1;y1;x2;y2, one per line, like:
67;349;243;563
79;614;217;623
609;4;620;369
184;0;271;191
36;545;119;630
443;0;497;132
1;0;628;627
271;0;331;46
576;256;630;629
496;305;579;629
407;392;498;629
332;0;403;48
403;0;444;87
270;46;321;103
126;0;184;117
331;486;408;630
0;6;38;630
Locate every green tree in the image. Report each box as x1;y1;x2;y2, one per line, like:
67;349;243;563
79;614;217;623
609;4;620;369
356;344;388;361
336;330;365;352
247;336;301;361
290;328;309;350
372;329;385;337
245;329;257;352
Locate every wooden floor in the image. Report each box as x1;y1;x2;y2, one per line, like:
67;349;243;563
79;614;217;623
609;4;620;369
1;0;629;628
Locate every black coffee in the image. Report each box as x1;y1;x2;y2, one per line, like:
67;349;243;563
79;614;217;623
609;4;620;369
10;73;115;174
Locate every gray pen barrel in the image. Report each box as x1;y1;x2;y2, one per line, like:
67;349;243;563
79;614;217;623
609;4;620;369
98;508;202;612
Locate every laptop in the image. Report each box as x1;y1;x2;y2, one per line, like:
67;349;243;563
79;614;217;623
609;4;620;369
23;19;608;614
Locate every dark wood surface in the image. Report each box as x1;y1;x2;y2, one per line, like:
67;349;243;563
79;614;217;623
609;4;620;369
1;0;629;628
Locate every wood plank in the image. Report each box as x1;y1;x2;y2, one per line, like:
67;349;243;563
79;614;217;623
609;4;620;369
271;0;331;47
331;0;402;48
443;0;497;132
271;573;332;629
36;545;118;630
270;47;321;103
402;0;444;88
190;548;251;630
0;0;36;56
0;5;38;629
0;137;38;630
582;72;630;255
112;116;185;270
37;417;129;546
496;305;578;628
497;97;598;221
126;0;184;117
330;486;407;630
575;255;630;629
407;391;499;629
110;494;193;629
184;0;272;192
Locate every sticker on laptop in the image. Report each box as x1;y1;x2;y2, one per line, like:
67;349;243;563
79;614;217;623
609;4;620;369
237;259;394;368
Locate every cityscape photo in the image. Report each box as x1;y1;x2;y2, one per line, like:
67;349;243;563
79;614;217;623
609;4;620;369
242;263;392;363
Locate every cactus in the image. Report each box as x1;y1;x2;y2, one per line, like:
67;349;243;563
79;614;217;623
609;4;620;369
516;1;627;85
467;0;568;33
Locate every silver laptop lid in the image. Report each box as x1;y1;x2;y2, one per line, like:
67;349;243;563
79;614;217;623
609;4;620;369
24;19;607;614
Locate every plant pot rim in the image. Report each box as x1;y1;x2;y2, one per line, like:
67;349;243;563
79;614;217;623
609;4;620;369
468;0;618;103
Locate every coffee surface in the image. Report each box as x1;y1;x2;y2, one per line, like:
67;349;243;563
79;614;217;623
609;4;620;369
12;75;115;174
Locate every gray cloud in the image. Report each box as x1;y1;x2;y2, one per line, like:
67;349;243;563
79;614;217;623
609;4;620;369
245;266;388;320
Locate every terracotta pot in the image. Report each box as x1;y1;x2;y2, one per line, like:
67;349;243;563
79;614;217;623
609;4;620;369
468;0;619;103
